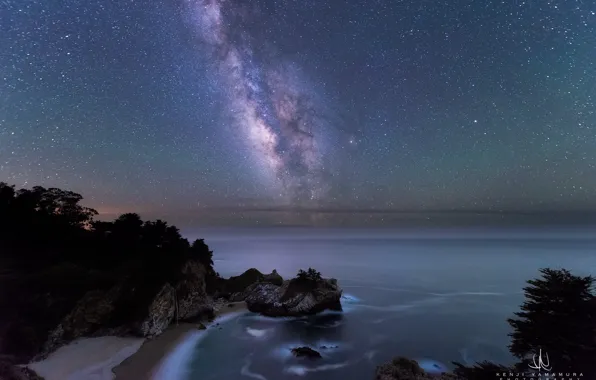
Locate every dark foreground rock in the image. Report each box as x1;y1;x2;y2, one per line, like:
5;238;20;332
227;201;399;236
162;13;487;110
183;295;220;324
35;259;214;361
291;347;322;359
3;258;215;364
375;357;460;380
0;357;44;380
243;274;342;317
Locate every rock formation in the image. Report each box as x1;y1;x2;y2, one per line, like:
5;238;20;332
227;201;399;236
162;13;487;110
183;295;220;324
243;274;342;317
215;268;341;317
220;268;284;301
32;258;214;361
291;346;322;359
263;269;283;286
374;357;460;380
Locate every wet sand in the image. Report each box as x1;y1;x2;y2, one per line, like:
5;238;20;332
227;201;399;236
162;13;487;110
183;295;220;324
114;301;248;380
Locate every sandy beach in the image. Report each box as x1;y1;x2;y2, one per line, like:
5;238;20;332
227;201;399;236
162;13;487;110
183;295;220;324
26;301;248;380
26;336;146;380
115;301;248;380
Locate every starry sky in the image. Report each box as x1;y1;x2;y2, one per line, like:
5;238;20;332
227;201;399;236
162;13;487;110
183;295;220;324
1;0;595;227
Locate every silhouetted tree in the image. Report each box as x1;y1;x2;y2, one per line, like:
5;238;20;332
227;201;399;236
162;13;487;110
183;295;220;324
0;182;15;210
190;239;214;269
453;268;595;379
507;268;595;376
296;267;322;282
0;182;224;363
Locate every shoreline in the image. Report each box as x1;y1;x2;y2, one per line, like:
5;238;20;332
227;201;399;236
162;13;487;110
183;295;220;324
25;301;248;380
114;301;248;380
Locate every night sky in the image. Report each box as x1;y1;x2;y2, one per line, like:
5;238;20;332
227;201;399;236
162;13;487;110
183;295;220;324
1;0;595;227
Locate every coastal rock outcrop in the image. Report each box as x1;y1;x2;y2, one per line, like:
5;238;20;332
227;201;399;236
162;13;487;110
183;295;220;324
33;258;214;361
263;269;283;286
243;270;342;317
374;357;460;380
172;260;214;321
291;347;322;359
220;268;284;301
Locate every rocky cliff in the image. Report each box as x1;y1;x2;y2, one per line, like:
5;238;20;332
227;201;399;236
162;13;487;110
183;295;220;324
243;275;342;317
5;258;214;364
217;268;342;317
219;268;284;301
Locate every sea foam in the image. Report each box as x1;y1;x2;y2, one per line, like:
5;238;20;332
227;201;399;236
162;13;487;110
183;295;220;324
283;361;350;376
152;311;247;380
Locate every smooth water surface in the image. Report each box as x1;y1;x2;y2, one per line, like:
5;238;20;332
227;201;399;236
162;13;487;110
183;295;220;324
179;227;596;380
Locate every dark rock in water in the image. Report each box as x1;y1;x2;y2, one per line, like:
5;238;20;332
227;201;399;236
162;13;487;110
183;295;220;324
291;347;322;359
243;273;342;317
196;323;207;330
374;357;461;380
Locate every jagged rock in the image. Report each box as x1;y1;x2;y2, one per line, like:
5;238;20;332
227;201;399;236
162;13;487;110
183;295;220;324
225;268;264;298
32;259;214;361
244;275;342;317
291;347;322;359
263;269;283;286
34;284;125;360
224;269;284;301
174;260;214;322
374;357;460;380
138;283;176;336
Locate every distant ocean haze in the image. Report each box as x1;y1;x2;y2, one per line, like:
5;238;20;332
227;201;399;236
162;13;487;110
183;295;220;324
176;227;596;380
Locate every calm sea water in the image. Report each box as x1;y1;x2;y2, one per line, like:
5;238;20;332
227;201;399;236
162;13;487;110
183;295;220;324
175;227;596;380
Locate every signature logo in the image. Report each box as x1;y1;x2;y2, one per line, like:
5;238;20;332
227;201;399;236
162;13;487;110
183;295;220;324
529;349;552;371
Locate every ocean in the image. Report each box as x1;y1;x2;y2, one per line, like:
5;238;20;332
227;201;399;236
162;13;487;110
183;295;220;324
175;227;596;380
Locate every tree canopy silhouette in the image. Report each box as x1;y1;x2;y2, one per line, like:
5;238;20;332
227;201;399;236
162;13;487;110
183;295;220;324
0;182;220;361
454;268;595;379
508;268;595;376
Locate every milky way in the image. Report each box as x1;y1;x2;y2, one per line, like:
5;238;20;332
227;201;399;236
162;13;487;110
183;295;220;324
3;0;595;226
184;0;334;206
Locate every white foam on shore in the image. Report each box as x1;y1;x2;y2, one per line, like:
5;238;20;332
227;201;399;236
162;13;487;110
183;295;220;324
246;327;272;338
364;350;377;361
241;314;302;323
240;358;268;380
340;294;361;303
284;361;350;376
152;311;247;380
